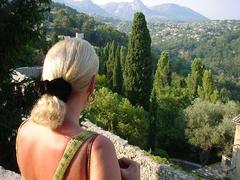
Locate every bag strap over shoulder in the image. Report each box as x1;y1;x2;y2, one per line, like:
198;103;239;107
53;131;98;180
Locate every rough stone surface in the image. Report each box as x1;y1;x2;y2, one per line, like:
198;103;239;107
12;66;42;81
0;166;21;180
81;119;195;180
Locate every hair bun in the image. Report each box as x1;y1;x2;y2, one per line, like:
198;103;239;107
39;78;72;103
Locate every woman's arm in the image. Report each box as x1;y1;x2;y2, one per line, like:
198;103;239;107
90;135;122;180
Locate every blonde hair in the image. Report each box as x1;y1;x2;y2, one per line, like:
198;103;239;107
29;39;99;129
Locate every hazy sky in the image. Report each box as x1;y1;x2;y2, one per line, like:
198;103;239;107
90;0;240;20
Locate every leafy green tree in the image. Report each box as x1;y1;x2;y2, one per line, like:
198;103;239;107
113;45;123;93
186;58;205;98
185;99;238;164
84;87;149;148
123;12;152;109
0;0;51;82
149;52;188;151
95;74;110;90
0;0;50;171
219;88;230;103
53;8;75;36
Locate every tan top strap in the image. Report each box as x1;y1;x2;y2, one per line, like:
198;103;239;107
53;131;96;180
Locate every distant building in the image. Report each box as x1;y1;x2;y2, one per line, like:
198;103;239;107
75;32;84;39
229;115;240;180
57;32;84;41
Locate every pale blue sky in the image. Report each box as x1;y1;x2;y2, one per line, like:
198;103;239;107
90;0;240;20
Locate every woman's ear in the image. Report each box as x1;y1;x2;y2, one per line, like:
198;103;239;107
88;75;96;95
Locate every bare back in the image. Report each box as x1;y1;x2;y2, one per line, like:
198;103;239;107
16;120;122;180
17;121;90;180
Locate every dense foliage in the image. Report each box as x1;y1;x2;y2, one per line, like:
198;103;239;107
149;52;189;154
84;87;149;148
100;20;240;101
0;0;51;82
185;99;238;164
0;0;50;171
48;2;128;47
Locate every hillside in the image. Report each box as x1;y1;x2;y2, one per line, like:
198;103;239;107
47;2;128;47
97;18;240;78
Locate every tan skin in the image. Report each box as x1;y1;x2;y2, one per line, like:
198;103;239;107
16;76;140;180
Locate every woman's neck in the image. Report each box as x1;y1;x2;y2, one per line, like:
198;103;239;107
55;90;87;136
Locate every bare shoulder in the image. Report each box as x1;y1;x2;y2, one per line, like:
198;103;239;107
92;134;115;152
90;134;121;180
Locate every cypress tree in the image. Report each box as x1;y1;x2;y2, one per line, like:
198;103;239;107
120;46;127;72
186;58;205;98
106;41;116;87
123;12;152;109
113;45;123;93
120;46;127;92
100;42;111;75
148;91;158;150
198;70;219;102
148;51;171;150
153;51;171;90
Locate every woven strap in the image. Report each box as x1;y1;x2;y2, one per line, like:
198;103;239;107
53;131;97;180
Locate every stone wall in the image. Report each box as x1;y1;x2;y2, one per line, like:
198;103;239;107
12;66;42;81
0;166;20;180
81;120;195;180
0;120;195;180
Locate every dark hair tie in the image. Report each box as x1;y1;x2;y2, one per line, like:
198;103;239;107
39;78;72;103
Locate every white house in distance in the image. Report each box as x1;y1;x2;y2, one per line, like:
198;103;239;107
230;115;240;180
58;32;84;40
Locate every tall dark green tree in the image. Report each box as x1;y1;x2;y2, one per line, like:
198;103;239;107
100;42;111;75
198;70;219;102
153;51;171;89
113;45;123;93
0;0;51;171
149;51;171;149
186;58;205;98
106;41;116;87
120;46;127;72
149;52;186;151
123;12;152;109
0;0;51;82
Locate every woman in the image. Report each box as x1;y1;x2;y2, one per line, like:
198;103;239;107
16;39;140;180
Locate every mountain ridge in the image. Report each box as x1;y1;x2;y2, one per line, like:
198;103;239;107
53;0;208;21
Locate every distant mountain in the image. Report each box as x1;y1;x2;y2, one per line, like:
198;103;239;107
53;0;208;22
150;3;208;21
101;0;153;21
53;0;110;17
